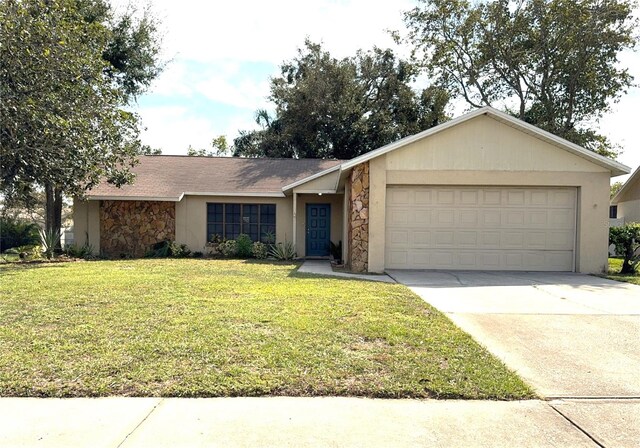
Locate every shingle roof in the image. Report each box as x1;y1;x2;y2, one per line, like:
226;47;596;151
88;156;343;200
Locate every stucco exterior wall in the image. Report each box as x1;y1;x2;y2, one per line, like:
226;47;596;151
386;115;609;174
175;195;293;253
367;158;386;273
361;115;613;274
72;200;100;253
295;193;344;258
617;175;640;203
618;199;640;224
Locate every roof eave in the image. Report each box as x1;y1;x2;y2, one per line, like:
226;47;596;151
281;164;342;193
183;191;286;198
612;165;640;204
85;195;181;202
86;191;287;201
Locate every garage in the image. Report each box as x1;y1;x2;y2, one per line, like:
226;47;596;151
385;186;577;271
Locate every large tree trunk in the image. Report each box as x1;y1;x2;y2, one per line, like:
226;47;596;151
44;184;64;251
53;187;63;250
45;183;55;234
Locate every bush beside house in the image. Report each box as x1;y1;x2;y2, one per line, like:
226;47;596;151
609;223;640;274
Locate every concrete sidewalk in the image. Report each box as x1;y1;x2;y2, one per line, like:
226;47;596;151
3;396;638;447
298;260;395;283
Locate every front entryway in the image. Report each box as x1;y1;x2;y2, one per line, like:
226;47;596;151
306;204;331;256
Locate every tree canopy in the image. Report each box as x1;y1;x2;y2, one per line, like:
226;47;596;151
187;136;231;157
0;0;164;236
233;40;449;159
402;0;637;157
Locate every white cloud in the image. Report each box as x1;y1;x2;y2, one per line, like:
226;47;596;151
150;0;414;64
138;106;218;153
146;63;193;97
195;73;270;110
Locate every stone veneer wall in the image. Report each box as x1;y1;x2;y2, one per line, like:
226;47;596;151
100;200;175;258
348;162;370;272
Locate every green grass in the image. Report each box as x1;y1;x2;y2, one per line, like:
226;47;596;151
606;257;640;285
0;259;533;399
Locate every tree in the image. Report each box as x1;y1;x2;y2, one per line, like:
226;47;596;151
402;0;637;157
0;0;164;243
610;223;640;274
141;145;163;155
233;40;449;159
187;136;231;157
611;181;624;198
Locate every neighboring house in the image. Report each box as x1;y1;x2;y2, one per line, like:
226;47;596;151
610;165;640;226
74;107;630;274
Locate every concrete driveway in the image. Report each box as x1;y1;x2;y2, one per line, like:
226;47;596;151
388;270;640;446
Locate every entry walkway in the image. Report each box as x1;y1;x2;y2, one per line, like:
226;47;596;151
298;260;395;283
2;396;631;447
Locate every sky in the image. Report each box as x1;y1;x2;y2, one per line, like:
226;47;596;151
128;0;639;182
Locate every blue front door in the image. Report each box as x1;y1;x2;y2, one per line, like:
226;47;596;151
306;204;331;257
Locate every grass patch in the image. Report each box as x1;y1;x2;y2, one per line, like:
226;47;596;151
0;259;534;399
605;257;640;285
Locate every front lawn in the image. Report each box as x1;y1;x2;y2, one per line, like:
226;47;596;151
606;257;640;285
0;259;533;399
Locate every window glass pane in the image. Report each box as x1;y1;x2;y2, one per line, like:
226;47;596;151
207;203;222;222
211;223;223;238
259;204;276;242
243;205;258;223
207;204;224;241
261;225;275;243
260;204;276;225
226;204;241;223
214;204;223;222
246;224;259;241
226;223;241;240
207;223;216;241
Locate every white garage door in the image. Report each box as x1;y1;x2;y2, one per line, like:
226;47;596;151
385;186;577;271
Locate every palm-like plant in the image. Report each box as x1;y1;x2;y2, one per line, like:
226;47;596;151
38;228;61;259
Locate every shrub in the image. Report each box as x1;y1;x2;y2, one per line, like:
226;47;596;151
610;223;640;274
236;234;253;258
219;239;238;257
0;217;40;252
262;231;276;245
146;240;191;258
252;241;268;259
192;251;204;258
38;228;61;259
12;244;42;260
269;241;296;261
206;234;223;254
65;243;94;259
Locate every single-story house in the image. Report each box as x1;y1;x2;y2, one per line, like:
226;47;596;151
74;106;630;273
610;165;640;225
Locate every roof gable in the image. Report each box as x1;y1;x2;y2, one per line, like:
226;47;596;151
340;107;629;176
612;165;640;204
384;114;610;173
